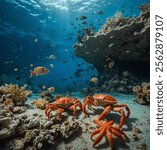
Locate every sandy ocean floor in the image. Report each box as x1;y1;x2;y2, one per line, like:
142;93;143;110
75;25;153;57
26;93;150;150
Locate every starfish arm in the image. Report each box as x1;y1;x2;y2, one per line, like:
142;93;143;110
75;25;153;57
90;128;101;140
93;128;106;147
106;128;114;147
110;128;125;144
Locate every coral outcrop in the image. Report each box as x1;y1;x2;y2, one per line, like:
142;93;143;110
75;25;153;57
32;99;49;110
133;82;150;105
0;84;32;106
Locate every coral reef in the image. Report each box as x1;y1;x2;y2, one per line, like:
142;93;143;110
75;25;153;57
74;4;150;70
0;100;81;150
32;99;49;110
75;4;150;95
0;84;32;106
83;71;140;95
133;82;150;105
0;104;19;140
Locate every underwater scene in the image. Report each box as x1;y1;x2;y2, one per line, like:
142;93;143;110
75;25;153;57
0;0;150;150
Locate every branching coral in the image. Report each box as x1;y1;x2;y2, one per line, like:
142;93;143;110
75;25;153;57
0;84;32;106
32;99;49;110
133;82;150;105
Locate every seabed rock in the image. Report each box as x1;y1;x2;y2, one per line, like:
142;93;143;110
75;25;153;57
60;118;81;139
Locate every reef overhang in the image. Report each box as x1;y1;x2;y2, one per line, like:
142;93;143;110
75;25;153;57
74;5;150;71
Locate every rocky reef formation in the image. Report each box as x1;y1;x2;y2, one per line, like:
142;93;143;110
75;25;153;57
0;84;32;106
74;4;150;95
74;4;150;70
133;82;150;105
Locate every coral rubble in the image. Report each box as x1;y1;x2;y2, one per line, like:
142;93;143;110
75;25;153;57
0;99;81;149
133;82;150;105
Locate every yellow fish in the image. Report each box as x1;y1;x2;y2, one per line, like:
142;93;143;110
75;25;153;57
30;66;49;78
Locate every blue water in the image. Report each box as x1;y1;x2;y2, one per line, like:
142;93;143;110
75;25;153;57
0;0;149;92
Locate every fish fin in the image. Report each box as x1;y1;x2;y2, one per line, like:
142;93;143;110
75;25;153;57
30;70;35;78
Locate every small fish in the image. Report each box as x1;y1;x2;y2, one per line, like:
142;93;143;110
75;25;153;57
30;66;49;78
108;61;114;69
46;43;57;49
47;87;55;93
89;77;98;83
30;64;34;67
34;38;38;42
79;16;87;20
96;10;104;15
62;61;67;63
50;64;54;68
47;54;56;60
4;61;13;64
106;57;111;61
42;85;46;89
14;68;18;72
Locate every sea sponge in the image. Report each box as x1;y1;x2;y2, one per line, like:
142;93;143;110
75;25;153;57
0;84;32;106
32;99;49;110
133;82;150;105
